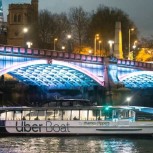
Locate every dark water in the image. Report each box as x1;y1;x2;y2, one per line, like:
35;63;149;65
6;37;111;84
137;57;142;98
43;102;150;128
0;136;153;153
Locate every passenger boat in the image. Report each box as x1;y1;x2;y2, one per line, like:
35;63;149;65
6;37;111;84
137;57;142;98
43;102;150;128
0;106;153;136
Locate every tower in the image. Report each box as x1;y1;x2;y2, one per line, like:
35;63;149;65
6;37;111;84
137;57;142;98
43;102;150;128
7;0;38;47
114;22;123;59
31;0;38;22
0;0;4;24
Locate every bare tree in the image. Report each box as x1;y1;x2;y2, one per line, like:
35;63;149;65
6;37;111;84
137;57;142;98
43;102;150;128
54;13;71;49
69;7;89;53
140;36;153;48
88;5;138;58
38;10;55;49
38;10;70;49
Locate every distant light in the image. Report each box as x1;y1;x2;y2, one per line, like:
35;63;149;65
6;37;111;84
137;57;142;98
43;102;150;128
126;97;131;102
133;45;136;49
108;40;114;45
88;50;92;54
104;106;111;111
67;35;72;39
130;28;134;31
61;46;65;50
23;28;28;33
26;41;33;48
95;34;99;40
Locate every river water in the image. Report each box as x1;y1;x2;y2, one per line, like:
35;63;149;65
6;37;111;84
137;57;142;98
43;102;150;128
0;136;153;153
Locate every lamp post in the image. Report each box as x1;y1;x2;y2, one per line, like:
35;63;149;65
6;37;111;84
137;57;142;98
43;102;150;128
23;27;28;47
128;28;134;59
67;34;72;53
126;97;131;106
94;34;99;56
132;40;137;60
54;38;58;50
88;50;93;55
108;40;114;56
133;40;137;49
99;40;102;56
26;41;33;48
67;34;72;39
23;28;28;33
61;46;65;51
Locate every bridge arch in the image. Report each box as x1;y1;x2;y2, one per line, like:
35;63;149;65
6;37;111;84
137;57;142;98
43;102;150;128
0;59;104;89
119;71;153;88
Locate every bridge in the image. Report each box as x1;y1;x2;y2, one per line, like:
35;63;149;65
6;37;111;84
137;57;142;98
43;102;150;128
0;45;153;91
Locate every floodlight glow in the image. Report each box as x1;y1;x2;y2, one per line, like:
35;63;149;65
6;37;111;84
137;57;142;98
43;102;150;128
119;71;153;81
0;59;48;76
23;28;28;33
119;71;153;88
126;97;131;102
52;59;104;86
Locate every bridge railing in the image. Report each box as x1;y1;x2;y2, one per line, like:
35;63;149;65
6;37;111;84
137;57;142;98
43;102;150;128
0;44;104;64
117;59;153;70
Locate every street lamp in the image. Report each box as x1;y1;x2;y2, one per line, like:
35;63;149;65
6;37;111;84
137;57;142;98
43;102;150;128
94;34;99;56
61;46;65;51
132;40;138;60
67;34;72;53
54;38;58;50
88;50;93;55
99;40;102;56
23;28;28;47
128;28;134;59
108;40;114;56
126;97;131;106
133;40;137;49
23;27;28;33
26;41;33;48
67;34;72;39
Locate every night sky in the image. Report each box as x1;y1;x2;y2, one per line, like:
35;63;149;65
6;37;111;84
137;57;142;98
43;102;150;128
2;0;153;38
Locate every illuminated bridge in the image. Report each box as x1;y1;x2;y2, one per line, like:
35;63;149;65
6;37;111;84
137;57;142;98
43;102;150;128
0;45;153;90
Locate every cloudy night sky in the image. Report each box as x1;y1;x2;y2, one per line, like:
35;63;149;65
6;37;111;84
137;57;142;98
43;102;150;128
2;0;153;38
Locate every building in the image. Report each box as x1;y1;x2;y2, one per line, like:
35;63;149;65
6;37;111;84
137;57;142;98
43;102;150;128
7;0;38;47
0;0;3;24
0;0;7;44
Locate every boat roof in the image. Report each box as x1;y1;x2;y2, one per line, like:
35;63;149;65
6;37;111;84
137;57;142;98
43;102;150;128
0;106;153;113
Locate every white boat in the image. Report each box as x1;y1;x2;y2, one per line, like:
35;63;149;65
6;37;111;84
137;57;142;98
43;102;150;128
0;105;153;136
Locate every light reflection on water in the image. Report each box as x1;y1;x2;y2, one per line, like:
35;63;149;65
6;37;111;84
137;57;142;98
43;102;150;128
0;136;153;153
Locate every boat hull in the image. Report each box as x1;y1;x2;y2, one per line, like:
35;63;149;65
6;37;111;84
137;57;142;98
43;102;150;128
1;120;153;136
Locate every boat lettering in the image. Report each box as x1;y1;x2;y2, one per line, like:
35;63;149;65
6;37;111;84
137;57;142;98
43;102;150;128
16;121;43;132
15;121;70;133
83;121;109;126
46;121;70;132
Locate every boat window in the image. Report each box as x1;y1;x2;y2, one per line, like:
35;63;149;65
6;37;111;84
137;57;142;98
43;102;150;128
28;110;37;120
55;110;63;120
5;111;8;120
46;110;54;120
80;110;88;120
104;109;112;120
14;111;22;120
10;111;19;120
95;109;105;120
54;110;59;120
72;110;80;120
24;110;31;120
47;110;62;120
37;110;46;120
88;110;95;120
63;110;71;120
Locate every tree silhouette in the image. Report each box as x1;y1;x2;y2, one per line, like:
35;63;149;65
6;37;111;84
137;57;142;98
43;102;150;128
87;5;138;58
